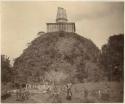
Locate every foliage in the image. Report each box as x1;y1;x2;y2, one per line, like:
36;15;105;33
100;34;124;81
13;32;101;83
1;55;13;84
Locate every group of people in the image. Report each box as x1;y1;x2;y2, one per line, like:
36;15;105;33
16;86;30;101
15;82;73;102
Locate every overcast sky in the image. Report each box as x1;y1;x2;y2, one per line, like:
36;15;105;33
2;1;124;63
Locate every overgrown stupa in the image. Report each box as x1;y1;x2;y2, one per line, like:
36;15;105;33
14;7;101;84
47;7;75;32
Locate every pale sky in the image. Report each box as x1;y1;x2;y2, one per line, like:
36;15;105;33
1;1;124;63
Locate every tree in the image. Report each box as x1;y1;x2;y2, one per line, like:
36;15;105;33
100;34;124;81
1;55;13;84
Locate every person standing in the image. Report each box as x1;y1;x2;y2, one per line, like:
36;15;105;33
66;83;72;100
84;88;88;99
52;85;61;103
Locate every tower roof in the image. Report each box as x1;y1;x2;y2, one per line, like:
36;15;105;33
56;7;68;23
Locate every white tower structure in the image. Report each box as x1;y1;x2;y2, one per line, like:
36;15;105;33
56;7;68;23
47;7;75;33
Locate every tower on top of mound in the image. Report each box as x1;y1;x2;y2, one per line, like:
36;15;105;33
47;7;75;33
56;7;68;23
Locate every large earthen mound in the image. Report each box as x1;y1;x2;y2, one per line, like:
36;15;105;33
14;32;101;83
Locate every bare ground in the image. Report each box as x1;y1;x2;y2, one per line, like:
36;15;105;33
2;81;123;103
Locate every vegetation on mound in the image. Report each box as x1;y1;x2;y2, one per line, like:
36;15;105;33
13;32;101;83
2;33;124;84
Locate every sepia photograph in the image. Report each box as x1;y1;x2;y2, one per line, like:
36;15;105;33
1;1;124;103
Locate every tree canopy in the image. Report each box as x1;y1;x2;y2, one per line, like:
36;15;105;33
1;55;18;85
1;55;13;84
100;34;124;81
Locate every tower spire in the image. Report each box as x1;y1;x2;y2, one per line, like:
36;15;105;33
47;7;75;32
56;7;68;23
